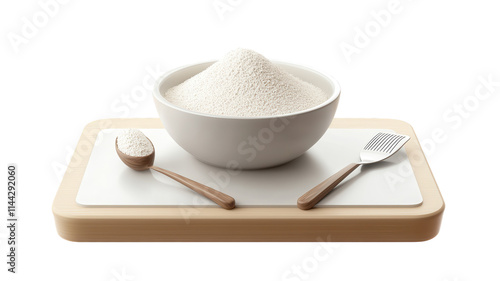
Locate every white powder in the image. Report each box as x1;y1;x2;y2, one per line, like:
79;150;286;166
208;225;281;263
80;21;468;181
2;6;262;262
163;49;328;117
117;129;154;157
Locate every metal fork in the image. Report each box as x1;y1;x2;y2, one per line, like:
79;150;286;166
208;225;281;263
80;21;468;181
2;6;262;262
297;132;411;210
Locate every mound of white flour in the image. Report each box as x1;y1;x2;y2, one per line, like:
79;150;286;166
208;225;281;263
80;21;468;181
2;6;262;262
163;49;328;117
117;129;154;157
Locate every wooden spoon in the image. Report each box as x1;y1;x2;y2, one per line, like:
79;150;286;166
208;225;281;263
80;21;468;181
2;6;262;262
115;137;235;210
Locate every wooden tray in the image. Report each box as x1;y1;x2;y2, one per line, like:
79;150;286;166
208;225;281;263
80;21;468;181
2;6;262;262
52;118;444;242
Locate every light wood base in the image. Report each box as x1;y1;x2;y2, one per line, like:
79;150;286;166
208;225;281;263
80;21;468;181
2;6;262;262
52;118;444;242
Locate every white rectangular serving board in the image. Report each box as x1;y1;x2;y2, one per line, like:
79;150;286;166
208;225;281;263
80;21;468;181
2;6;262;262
76;129;423;207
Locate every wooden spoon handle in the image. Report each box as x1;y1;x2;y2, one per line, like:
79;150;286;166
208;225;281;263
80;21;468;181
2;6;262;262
150;166;235;210
297;163;360;210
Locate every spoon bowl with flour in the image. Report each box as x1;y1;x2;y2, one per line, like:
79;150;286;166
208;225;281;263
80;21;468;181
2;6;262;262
115;129;236;210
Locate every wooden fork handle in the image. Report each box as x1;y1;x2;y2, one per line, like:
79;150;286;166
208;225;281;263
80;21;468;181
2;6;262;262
150;166;236;210
297;163;360;210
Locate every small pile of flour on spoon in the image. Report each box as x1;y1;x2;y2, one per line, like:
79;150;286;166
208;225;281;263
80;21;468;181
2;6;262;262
116;129;154;157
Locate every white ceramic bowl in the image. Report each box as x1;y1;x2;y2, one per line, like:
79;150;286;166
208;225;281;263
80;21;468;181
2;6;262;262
153;61;341;169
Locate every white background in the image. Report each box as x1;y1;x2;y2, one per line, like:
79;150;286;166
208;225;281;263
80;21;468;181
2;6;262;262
1;0;499;280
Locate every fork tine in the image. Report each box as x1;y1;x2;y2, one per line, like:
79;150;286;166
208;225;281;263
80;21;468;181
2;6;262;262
368;133;391;151
380;135;400;152
385;135;407;153
366;133;384;150
371;133;394;151
363;132;383;150
364;133;408;153
381;135;404;153
379;134;399;152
